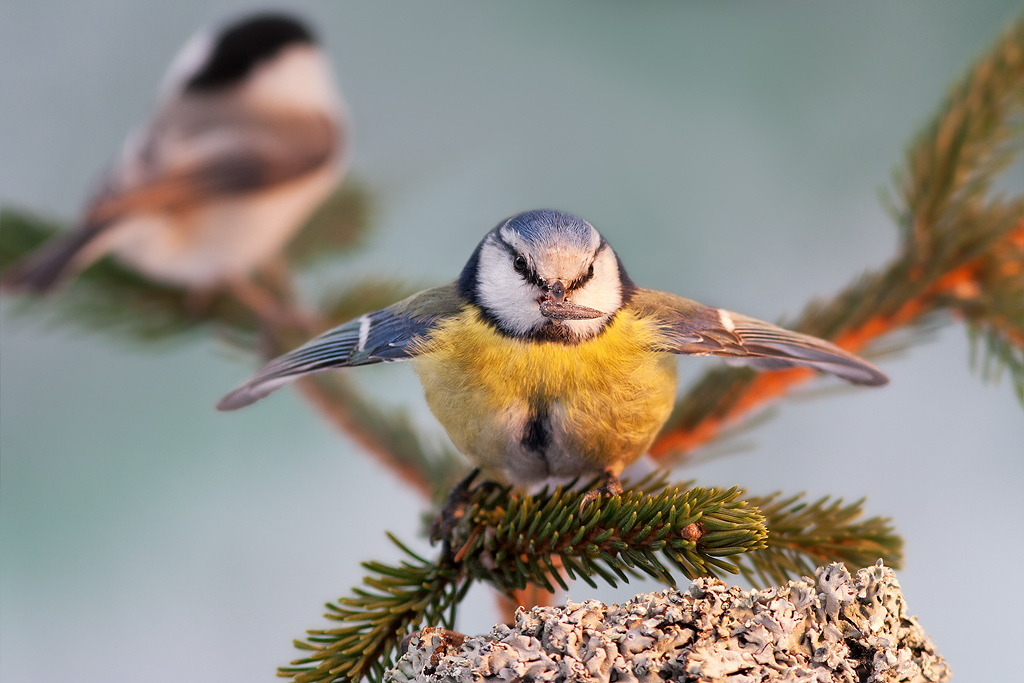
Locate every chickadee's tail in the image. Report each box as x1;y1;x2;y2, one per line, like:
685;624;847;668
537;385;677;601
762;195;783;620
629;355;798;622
1;226;105;293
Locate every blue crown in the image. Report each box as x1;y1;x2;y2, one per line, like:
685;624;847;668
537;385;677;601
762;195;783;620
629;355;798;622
503;209;596;249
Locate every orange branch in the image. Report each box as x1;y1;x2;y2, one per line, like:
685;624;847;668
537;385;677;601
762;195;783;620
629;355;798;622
297;378;435;500
650;238;1020;461
650;368;812;458
496;584;556;624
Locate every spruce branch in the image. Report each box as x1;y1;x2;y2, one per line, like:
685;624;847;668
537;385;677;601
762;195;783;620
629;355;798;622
652;15;1024;460
0;208;268;344
0;180;375;342
736;492;903;588
954;218;1024;399
0;208;259;342
282;478;769;683
280;533;466;683
0;196;462;499
451;475;768;593
285;181;374;267
238;293;467;500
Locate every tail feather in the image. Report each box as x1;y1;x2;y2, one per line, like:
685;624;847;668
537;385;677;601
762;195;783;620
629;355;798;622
1;226;105;293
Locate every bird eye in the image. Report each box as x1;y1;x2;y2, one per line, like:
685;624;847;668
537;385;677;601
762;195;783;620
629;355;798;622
513;256;527;273
587;264;594;277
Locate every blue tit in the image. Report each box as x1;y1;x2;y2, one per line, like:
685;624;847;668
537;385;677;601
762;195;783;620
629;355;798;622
2;12;345;293
217;209;887;498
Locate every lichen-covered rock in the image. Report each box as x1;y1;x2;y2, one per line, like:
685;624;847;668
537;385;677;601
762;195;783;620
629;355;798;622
387;560;949;683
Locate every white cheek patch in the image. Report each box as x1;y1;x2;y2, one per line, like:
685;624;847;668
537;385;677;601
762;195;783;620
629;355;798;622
571;246;621;313
476;240;546;335
245;46;339;112
564;246;621;337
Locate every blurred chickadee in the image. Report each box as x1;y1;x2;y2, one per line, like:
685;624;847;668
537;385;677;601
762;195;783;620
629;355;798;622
218;210;887;504
3;12;344;293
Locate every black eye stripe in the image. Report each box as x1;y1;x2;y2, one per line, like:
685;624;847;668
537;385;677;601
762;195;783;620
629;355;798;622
567;266;593;292
522;266;544;288
494;234;545;287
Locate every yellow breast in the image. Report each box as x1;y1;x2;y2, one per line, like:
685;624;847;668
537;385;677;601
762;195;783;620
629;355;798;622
411;307;677;484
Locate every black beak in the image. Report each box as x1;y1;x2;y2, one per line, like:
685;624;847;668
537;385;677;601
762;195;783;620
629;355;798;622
539;300;605;320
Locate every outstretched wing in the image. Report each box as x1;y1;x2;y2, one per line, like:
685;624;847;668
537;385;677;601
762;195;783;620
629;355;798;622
217;283;465;410
630;289;888;386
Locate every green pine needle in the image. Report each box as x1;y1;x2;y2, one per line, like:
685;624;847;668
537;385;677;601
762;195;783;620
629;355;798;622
281;476;769;683
282;475;906;683
657;15;1024;451
280;533;464;683
736;492;903;588
0;208;256;343
456;477;767;593
285;181;374;266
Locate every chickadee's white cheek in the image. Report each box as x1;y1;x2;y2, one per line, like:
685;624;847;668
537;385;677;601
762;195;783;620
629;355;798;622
243;47;339;113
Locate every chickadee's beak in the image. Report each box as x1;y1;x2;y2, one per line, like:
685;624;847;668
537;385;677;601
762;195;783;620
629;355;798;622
538;279;604;321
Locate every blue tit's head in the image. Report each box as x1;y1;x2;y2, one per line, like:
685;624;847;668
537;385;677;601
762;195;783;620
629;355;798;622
458;209;635;342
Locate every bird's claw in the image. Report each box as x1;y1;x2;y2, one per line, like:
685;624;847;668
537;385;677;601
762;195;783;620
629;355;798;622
578;471;624;515
430;468;481;549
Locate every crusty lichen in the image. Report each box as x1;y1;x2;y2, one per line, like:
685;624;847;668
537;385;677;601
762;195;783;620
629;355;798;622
388;560;949;683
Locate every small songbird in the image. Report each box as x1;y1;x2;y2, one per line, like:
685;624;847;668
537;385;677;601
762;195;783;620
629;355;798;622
2;12;344;293
218;209;887;500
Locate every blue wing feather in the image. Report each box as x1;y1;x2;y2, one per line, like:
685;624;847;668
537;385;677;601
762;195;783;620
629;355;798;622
217;284;463;410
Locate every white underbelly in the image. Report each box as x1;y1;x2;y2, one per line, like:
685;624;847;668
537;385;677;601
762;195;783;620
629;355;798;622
109;166;337;287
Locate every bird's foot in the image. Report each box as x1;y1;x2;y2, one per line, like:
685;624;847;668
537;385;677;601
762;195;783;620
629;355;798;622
578;470;624;515
430;468;482;554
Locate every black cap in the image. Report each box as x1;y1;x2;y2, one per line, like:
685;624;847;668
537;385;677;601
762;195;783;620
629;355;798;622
185;13;316;92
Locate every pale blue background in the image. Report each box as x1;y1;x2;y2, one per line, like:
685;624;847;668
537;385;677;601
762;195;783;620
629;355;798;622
2;2;1022;681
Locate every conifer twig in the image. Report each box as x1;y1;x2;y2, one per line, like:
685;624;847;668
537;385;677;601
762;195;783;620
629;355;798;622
0;192;462;499
736;492;903;588
280;533;466;683
285;182;373;266
652;15;1024;460
0;209;260;342
281;477;769;683
282;475;903;683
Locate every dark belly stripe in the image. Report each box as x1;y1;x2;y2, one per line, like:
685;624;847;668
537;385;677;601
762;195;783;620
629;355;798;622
522;404;550;467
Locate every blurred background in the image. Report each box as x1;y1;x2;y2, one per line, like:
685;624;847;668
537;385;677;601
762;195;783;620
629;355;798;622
2;1;1021;681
